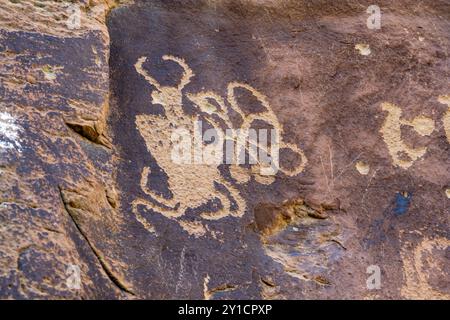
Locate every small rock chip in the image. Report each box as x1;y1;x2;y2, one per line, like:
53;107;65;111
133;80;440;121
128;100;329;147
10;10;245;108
26;74;36;84
355;43;371;56
355;161;370;175
307;210;328;219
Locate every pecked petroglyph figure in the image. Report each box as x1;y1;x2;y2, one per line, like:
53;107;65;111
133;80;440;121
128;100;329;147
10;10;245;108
380;102;435;169
400;236;450;299
132;54;307;228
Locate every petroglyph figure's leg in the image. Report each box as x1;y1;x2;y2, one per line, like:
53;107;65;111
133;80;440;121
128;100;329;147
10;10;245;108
200;181;246;220
380;102;435;169
140;166;179;209
223;181;246;218
132;197;183;219
133;167;183;219
135;55;194;91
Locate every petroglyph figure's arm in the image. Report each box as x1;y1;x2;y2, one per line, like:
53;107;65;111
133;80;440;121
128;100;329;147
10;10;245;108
132;167;185;219
162;55;194;90
135;55;194;92
227;82;280;131
227;82;307;176
134;56;162;91
200;180;246;220
139;166;179;208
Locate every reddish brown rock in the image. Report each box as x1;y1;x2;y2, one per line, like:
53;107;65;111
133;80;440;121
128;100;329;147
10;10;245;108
0;0;448;299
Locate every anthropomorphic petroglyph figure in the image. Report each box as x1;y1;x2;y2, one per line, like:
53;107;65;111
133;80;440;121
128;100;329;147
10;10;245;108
133;55;246;221
132;55;307;231
380;102;435;169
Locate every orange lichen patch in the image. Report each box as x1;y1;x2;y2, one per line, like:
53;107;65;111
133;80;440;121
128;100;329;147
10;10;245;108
254;199;329;238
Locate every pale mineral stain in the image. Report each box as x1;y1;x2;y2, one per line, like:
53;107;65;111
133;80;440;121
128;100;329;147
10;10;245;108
0;112;22;152
355;161;370;175
41;65;57;81
439;95;450;105
355;43;371;56
438;95;450;143
203;275;211;300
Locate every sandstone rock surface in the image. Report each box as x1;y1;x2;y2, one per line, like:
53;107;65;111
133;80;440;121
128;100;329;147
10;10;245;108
0;0;448;299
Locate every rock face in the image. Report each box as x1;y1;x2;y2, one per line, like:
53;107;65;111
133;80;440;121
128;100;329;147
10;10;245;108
0;0;449;299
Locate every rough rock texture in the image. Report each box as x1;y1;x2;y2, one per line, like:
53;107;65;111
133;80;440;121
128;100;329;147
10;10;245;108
0;0;449;299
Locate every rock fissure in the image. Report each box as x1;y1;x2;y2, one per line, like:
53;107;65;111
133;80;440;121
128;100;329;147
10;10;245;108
58;186;135;296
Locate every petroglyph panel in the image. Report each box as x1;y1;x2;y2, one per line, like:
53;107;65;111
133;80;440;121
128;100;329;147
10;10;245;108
3;0;448;299
107;1;449;299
